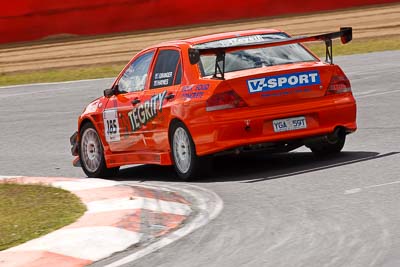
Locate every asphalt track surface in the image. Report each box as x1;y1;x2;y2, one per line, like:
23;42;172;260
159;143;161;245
1;51;400;266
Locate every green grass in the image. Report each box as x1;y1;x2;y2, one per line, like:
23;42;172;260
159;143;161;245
0;183;86;250
305;36;400;57
0;64;125;87
0;36;399;87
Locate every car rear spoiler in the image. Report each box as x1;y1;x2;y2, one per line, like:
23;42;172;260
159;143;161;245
189;27;352;79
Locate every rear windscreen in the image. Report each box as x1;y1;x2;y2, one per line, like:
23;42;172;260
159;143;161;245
197;33;317;77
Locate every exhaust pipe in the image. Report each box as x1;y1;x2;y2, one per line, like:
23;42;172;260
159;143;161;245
304;127;346;147
327;127;346;144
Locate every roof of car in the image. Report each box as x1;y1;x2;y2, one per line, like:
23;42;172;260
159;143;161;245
184;29;282;44
150;29;283;48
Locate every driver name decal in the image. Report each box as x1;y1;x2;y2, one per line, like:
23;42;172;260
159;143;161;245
128;90;167;131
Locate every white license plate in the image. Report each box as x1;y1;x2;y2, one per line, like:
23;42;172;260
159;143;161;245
273;116;307;132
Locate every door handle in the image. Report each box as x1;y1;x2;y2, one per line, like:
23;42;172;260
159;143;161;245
131;98;141;105
165;93;175;100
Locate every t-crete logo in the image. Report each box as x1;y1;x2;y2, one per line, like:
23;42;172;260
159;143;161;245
247;71;321;93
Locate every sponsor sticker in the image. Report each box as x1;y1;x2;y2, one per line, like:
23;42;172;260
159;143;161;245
181;84;209;99
211;35;264;47
247;71;321;93
194;34;285;49
128;90;167;132
103;109;120;142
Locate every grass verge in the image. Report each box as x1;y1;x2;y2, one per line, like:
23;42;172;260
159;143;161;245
305;35;400;57
0;183;86;251
0;36;399;87
0;64;125;87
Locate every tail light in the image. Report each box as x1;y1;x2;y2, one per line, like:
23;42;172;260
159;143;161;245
326;74;352;95
206;90;247;111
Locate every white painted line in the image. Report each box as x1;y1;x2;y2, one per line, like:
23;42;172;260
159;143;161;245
0;77;113;89
345;180;400;194
7;226;141;261
244;154;380;183
356;89;400;99
52;179;120;191
87;197;192;216
105;183;223;267
354;90;376;96
365;180;400;189
344;188;362;195
0;85;91;98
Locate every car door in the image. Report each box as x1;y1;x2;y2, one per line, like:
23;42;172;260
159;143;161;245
142;48;183;152
104;50;155;153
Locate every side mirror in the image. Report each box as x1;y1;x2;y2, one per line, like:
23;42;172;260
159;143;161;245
188;48;200;65
103;88;114;98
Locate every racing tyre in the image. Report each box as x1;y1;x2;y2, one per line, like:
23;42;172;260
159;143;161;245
79;123;119;178
310;131;346;157
171;122;210;181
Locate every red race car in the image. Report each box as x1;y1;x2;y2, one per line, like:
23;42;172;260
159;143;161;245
70;27;356;180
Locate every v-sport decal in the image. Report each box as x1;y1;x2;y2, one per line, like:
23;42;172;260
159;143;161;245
247;71;321;93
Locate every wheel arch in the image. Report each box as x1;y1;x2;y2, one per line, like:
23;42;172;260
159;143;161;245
78;117;97;133
168;118;198;153
168;118;184;147
78;116;109;152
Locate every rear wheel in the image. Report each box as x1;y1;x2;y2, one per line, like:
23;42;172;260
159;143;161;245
171;122;210;181
79;123;119;178
310;130;346;157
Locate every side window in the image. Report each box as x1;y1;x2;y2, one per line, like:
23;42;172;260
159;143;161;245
150;50;181;89
118;51;154;93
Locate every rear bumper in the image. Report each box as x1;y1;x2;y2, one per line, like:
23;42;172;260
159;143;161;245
191;95;357;156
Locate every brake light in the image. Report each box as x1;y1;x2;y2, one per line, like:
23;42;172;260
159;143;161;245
206;90;247;111
326;74;352;95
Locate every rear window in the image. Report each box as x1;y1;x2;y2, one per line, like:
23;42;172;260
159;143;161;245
197;33;317;77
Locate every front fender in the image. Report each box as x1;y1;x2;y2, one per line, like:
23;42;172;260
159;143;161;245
77;97;110;146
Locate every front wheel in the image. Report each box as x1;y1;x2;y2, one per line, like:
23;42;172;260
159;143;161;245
79;123;119;178
171;122;209;181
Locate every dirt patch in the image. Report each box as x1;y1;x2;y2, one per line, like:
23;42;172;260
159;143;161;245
0;3;399;74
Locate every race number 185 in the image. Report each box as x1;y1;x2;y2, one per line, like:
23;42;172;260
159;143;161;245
103;109;120;142
106;119;117;135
